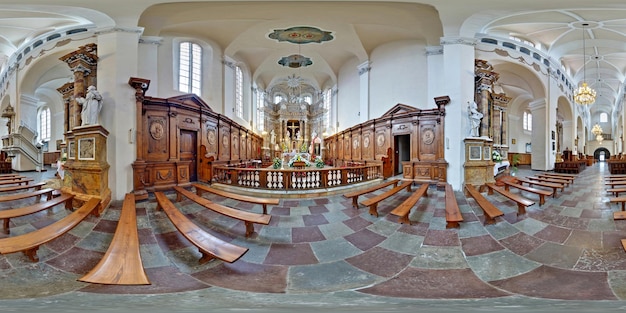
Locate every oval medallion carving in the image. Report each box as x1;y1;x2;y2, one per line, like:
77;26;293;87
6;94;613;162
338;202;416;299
363;136;370;148
149;121;164;140
422;129;435;145
222;135;229;148
376;134;385;147
207;130;216;145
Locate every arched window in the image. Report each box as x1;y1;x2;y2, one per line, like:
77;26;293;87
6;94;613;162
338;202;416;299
600;112;608;123
178;41;202;96
39;107;50;142
235;66;243;118
523;111;532;131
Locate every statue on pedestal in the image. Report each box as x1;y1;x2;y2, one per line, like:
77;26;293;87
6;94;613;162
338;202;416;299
469;101;483;137
76;85;103;126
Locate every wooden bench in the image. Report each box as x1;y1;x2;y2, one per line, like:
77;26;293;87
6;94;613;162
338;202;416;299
0;175;26;181
606;181;626;187
343;179;400;208
0;181;45;194
389;184;428;224
528;176;569;187
0;197;100;262
606;176;626;182
537;173;575;184
79;193;150;285
516;177;562;197
192;183;279;214
610;196;626;211
607;187;626;197
154;192;248;264
486;183;535;215
174;186;271;237
614;211;626;220
622;239;626;252
503;180;553;206
360;180;412;217
0;193;74;234
0;178;33;186
0;187;52;204
543;172;577;178
444;184;463;228
464;184;504;225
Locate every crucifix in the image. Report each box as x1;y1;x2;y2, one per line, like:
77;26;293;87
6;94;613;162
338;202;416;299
286;120;300;150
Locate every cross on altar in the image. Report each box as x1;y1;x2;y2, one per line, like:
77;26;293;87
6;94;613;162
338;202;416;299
286;121;300;140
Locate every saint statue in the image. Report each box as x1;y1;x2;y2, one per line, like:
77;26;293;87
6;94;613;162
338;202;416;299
270;129;276;144
76;85;103;126
469;101;483;137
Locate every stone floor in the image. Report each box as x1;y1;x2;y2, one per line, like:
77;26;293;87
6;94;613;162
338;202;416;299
1;163;626;312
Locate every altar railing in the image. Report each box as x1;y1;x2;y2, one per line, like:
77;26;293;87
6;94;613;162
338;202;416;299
212;165;382;190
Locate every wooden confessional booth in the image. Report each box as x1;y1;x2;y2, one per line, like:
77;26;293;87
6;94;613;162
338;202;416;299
129;78;262;200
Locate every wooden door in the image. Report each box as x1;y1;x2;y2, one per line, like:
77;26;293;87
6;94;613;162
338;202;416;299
180;130;197;181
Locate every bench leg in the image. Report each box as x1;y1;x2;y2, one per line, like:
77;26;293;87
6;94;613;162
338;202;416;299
484;215;496;225
199;251;215;264
539;195;545;206
446;221;460;229
244;221;255;237
368;204;379;217
65;199;73;210
23;247;40;262
517;204;526;215
398;214;411;225
622;202;625;212
352;196;359;208
196;189;204;197
552;188;557;198
176;192;182;203
3;218;9;234
262;204;268;215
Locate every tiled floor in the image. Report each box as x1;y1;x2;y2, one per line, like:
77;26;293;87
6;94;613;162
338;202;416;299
1;163;626;312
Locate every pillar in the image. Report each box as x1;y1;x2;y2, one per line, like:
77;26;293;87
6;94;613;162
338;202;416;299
530;99;548;170
358;60;371;123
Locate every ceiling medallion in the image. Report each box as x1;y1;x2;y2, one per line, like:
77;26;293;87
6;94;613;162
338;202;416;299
278;54;312;68
268;26;333;44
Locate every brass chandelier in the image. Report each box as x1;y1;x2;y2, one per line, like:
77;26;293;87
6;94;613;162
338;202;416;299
574;23;596;106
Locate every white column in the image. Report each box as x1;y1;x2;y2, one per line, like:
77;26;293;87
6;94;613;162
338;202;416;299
96;26;143;202
426;46;444;104
223;56;236;119
138;36;162;95
357;60;371;123
441;36;476;190
530;99;548;170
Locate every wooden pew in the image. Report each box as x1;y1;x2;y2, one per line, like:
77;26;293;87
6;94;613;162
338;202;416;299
0;178;33;186
0;187;52;204
174;186;270;237
503;180;553;206
605;176;626;182
614;211;626;220
528;176;569;187
0;175;26;181
607;187;626;197
464;184;504;225
444;183;463;229
0;181;45;194
537;173;575;184
343;179;400;208
79;193;150;285
486;183;535;215
622;239;626;252
606;181;626;187
515;177;562;197
0;193;74;234
389;184;428;224
610;196;626;211
154;192;248;264
360;181;412;217
543;172;577;178
0;197;100;262
192;183;279;214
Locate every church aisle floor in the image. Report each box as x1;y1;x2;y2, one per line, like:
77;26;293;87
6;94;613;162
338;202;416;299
0;163;626;312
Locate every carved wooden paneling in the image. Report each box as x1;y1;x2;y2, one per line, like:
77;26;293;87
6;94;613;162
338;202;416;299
344;135;351;160
219;126;230;160
146;114;168;161
240;134;247;160
362;130;373;160
392;122;411;135
337;135;344;159
375;128;389;157
178;114;200;131
418;121;438;161
351;131;361;160
205;124;218;156
231;127;240;161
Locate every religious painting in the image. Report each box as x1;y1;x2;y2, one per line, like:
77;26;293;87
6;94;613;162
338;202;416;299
68;141;75;159
56;139;62;151
469;146;481;160
483;146;491;161
78;137;96;160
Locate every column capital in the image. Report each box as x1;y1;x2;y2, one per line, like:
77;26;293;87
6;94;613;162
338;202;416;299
425;45;443;56
139;36;163;46
358;60;371;76
440;36;477;46
96;26;144;36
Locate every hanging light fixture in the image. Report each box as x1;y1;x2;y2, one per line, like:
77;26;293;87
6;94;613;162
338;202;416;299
574;23;596;105
592;123;603;142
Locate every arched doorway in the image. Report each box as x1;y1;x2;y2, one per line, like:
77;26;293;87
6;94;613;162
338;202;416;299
594;147;610;161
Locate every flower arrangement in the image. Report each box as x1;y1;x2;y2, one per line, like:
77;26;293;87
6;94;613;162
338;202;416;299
492;150;502;163
315;156;325;168
272;157;282;169
288;154;311;167
61;153;67;162
300;142;308;153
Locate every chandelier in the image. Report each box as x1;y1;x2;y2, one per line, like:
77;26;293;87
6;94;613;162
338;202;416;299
574;23;596;105
592;123;603;143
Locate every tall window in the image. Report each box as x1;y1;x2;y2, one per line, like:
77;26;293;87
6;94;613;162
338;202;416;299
39;107;50;142
235;66;243;118
600;112;608;123
323;89;331;132
178;41;202;96
523;111;532;131
256;90;265;132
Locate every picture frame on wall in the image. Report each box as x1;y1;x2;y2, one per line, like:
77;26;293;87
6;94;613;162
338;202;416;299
68;141;75;159
526;143;531;153
483;146;491;161
469;146;482;160
78;137;96;160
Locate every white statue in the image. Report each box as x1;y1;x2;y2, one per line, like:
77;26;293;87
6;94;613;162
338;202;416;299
76;85;102;126
296;130;301;141
270;129;276;144
469;101;483;137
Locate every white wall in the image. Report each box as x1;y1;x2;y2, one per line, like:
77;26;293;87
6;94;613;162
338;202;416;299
336;57;361;133
369;40;427;117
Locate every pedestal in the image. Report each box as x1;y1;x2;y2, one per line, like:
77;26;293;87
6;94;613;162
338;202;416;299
463;137;495;191
62;124;111;215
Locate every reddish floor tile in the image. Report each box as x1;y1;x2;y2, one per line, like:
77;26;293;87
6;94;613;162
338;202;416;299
346;246;413;277
460;234;504;256
533;224;571;244
192;260;288;293
302;214;329;226
344;229;387;251
264;243;318;265
81;266;209;294
292;226;326;243
46;247;103;274
423;229;459;247
499;232;545;256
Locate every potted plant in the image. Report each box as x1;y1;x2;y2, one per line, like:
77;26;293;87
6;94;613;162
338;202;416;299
511;154;521;176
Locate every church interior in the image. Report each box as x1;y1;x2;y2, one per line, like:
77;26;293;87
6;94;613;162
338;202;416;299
1;1;626;312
